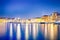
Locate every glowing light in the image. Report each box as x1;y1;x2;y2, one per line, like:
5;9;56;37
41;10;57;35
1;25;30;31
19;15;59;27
50;23;54;40
35;18;42;22
10;23;13;38
0;19;6;23
25;23;29;40
33;23;37;40
17;24;21;40
45;24;48;39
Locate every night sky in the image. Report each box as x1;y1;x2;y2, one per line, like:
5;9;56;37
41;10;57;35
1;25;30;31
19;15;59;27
0;0;60;19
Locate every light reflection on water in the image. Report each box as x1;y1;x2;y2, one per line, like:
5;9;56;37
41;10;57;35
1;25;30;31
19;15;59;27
9;22;44;40
33;23;36;40
25;23;29;40
17;24;21;40
10;23;13;39
0;22;60;40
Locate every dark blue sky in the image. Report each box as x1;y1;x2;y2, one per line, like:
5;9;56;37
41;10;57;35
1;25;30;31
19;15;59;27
0;0;60;18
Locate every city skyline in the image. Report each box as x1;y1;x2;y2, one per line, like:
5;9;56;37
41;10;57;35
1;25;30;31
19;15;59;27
0;12;59;19
0;12;60;23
